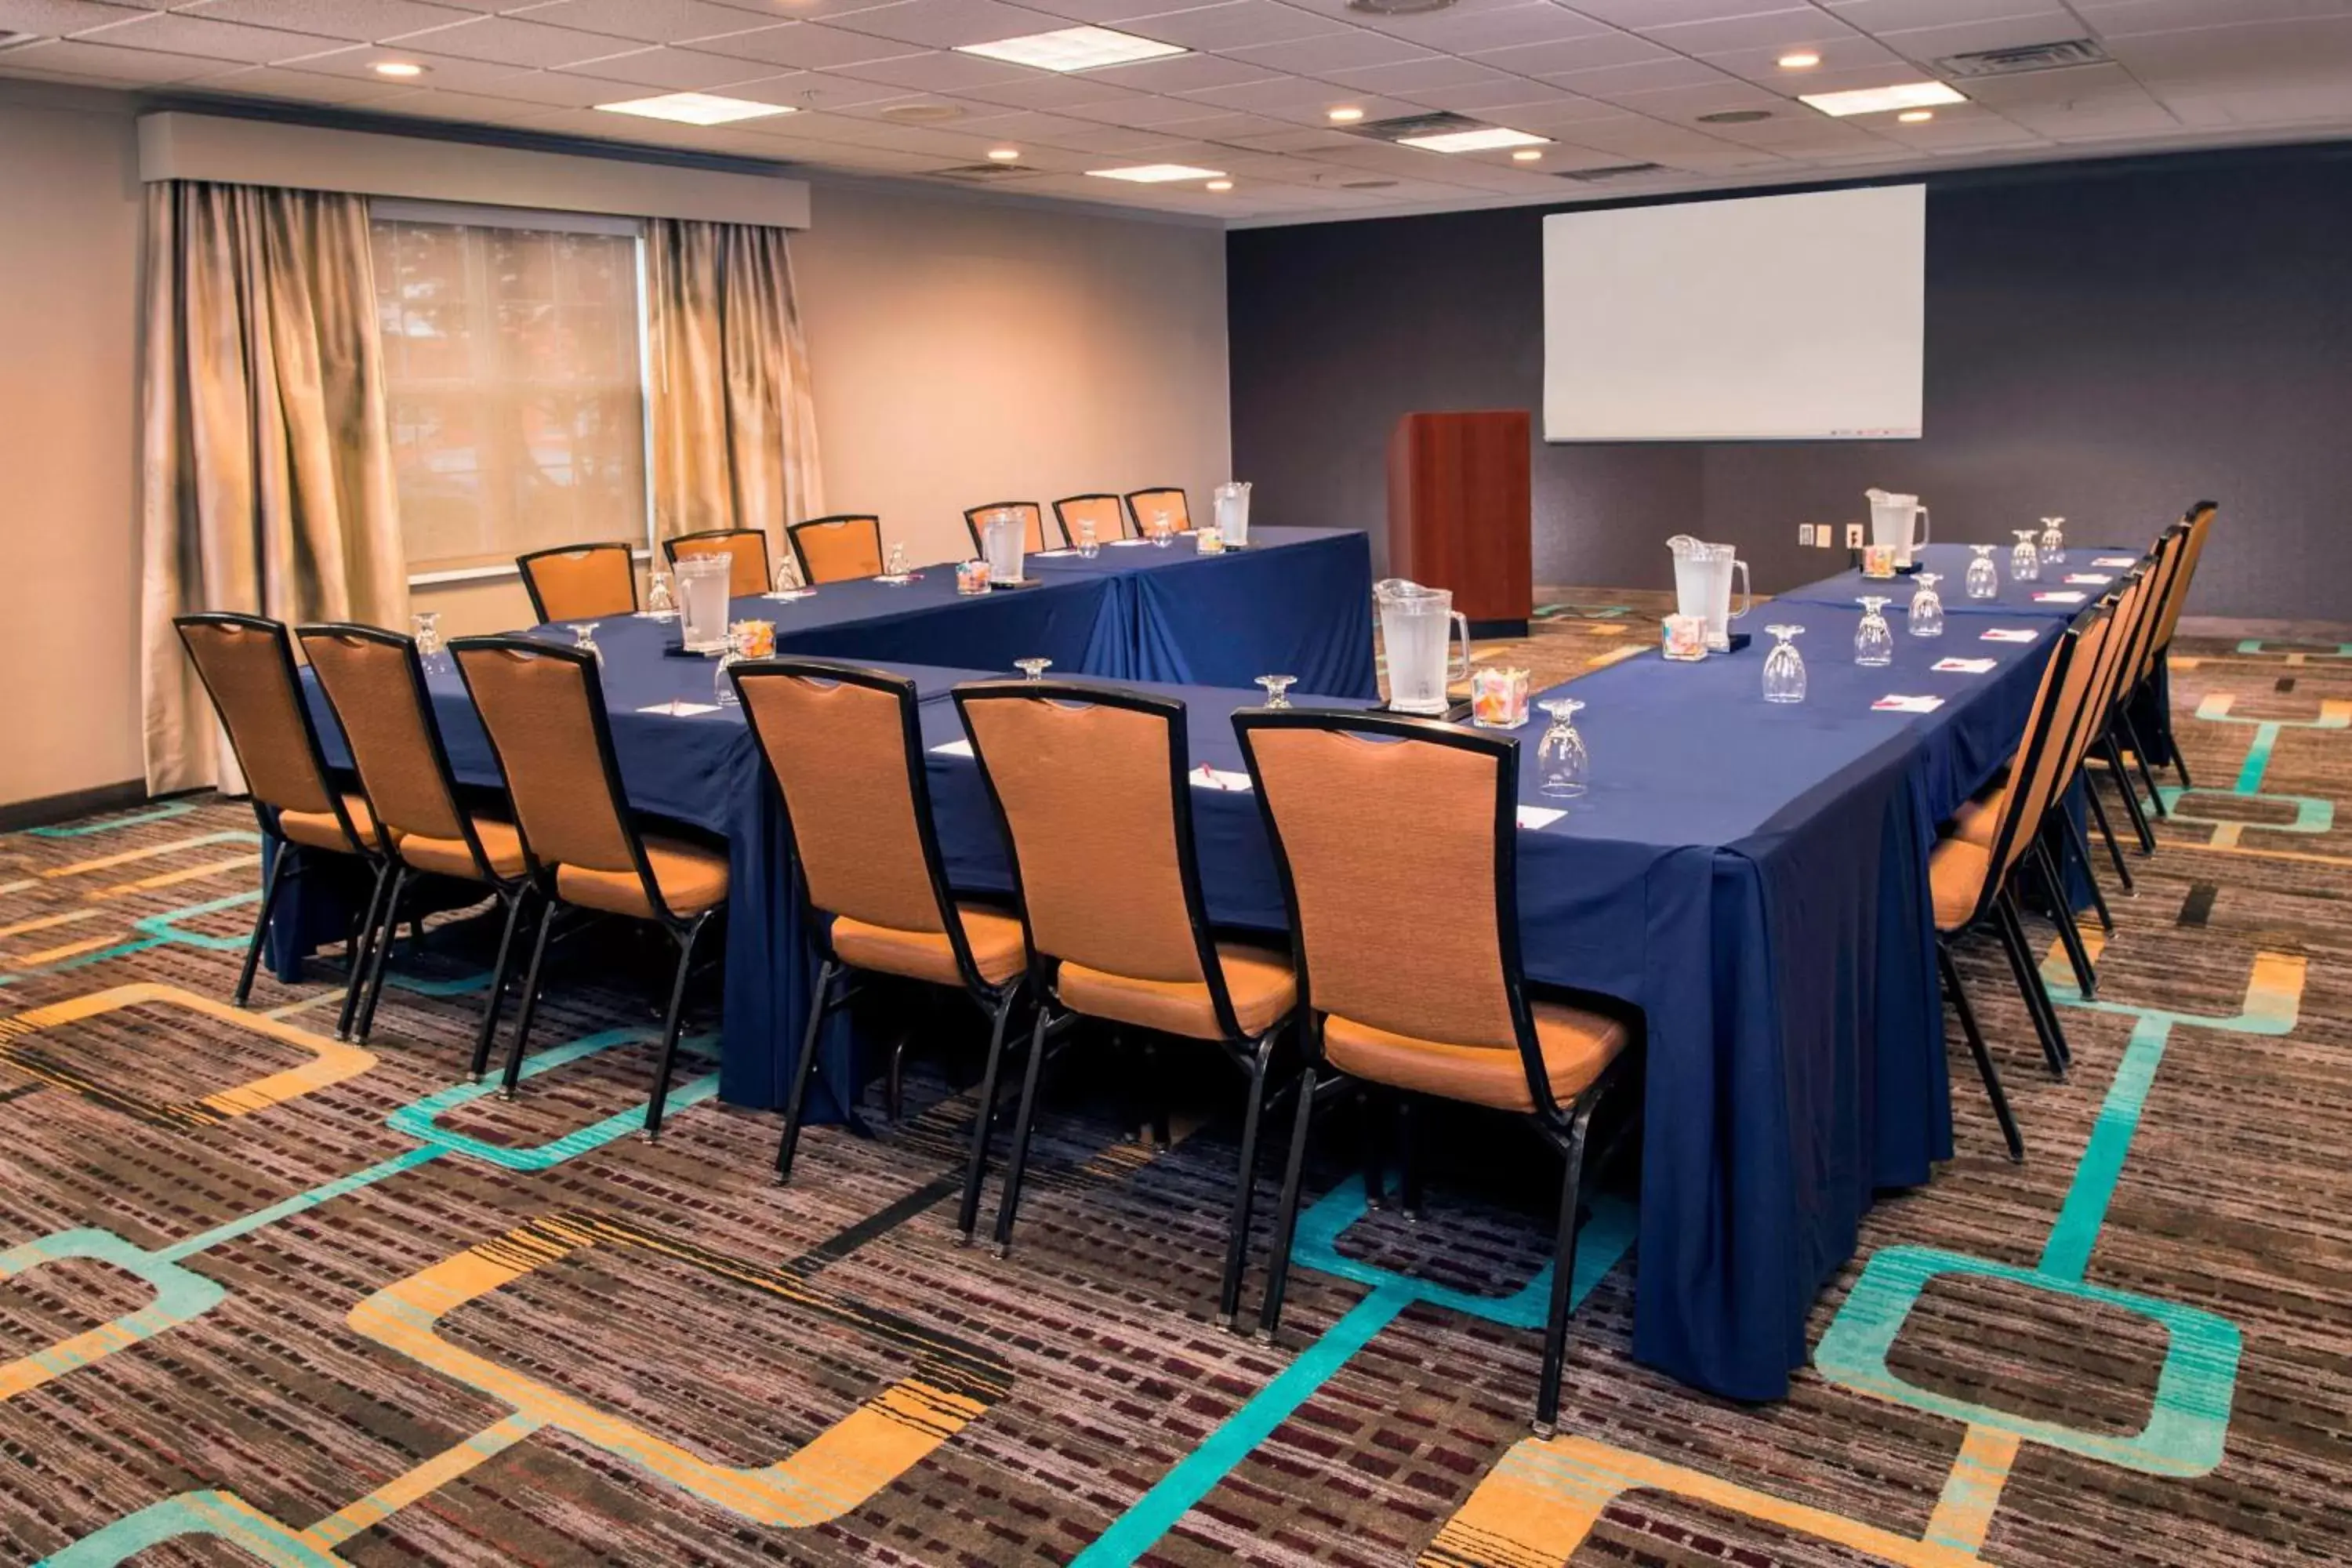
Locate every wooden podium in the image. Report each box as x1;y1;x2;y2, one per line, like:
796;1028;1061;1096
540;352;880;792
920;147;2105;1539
1385;409;1532;637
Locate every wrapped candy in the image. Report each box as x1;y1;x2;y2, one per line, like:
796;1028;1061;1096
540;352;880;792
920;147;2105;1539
1470;665;1530;728
731;619;775;659
1662;613;1707;662
956;559;991;595
1862;544;1898;579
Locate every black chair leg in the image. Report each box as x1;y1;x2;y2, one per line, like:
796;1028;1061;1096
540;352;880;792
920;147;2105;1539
956;989;1022;1242
1534;1093;1600;1437
1359;1086;1388;1210
1396;1097;1423;1221
353;866;411;1044
642;913;714;1140
885;1029;912;1123
1256;1065;1321;1343
2084;784;2135;891
2101;733;2158;853
2058;811;2114;932
469;886;533;1082
775;960;839;1184
500;901;561;1097
2031;840;2096;1000
335;858;395;1041
1994;892;2071;1079
1217;1033;1276;1329
990;1008;1054;1256
2118;710;2169;819
234;845;292;1007
1938;940;2023;1163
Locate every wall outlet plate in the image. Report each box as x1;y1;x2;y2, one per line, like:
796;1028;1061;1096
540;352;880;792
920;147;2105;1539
1798;524;1815;546
1845;523;1864;549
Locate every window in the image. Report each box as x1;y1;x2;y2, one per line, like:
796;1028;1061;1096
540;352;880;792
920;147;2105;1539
369;203;652;577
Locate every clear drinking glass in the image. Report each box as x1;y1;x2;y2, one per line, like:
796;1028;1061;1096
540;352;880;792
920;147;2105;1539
1016;657;1051;682
1077;520;1099;559
884;542;910;580
2011;529;2041;583
1256;673;1296;709
1148;509;1174;548
1965;544;1999;600
412;610;451;676
2038;516;2066;566
567;622;604;669
1762;625;1807;704
713;630;745;707
1908;572;1944;637
772;557;804;595
646;572;677;618
1535;697;1587;799
1855;597;1893;666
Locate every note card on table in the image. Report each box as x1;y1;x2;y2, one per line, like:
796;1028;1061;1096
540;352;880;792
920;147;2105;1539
1034;549;1076;558
1932;657;1997;674
1980;628;2038;643
638;702;720;717
930;739;974;758
2032;590;2086;604
2093;556;2137;567
1872;695;1945;713
1516;805;1566;830
1108;538;1150;547
2063;573;2114;585
1190;765;1254;793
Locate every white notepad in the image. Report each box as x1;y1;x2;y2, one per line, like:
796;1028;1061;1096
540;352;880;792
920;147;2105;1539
637;701;720;717
1980;628;2038;643
1034;549;1076;558
1516;805;1566;830
2092;556;2136;567
1190;765;1254;792
1932;657;1997;674
2063;573;2114;585
1872;694;1944;713
930;739;974;758
2032;590;2086;604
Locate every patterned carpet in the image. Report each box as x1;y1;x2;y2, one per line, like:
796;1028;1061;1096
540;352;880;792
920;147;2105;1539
2;615;2348;1566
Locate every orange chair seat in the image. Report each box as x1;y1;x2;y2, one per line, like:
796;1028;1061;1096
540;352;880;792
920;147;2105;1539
1056;943;1295;1041
1929;837;1994;932
832;904;1025;989
401;816;527;882
557;835;729;919
280;793;393;853
1951;771;2010;849
1323;1003;1626;1112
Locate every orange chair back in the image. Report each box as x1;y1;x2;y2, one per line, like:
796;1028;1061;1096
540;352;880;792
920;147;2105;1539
1125;488;1192;534
664;529;771;597
788;516;884;583
298;625;468;844
173;614;340;820
517;543;637;623
1051;495;1127;547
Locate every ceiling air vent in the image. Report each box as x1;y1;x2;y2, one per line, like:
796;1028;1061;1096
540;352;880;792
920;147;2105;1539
1936;38;2107;77
1697;109;1773;124
927;164;1037;182
1555;163;1664;183
1339;178;1399;190
1346;110;1484;143
1348;0;1456;14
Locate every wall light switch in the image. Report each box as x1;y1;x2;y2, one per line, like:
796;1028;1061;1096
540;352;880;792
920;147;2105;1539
1798;524;1815;547
1844;523;1864;550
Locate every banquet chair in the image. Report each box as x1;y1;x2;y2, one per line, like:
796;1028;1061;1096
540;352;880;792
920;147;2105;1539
1232;710;1636;1434
1051;494;1128;548
517;542;638;624
450;635;728;1138
729;659;1029;1216
297;623;535;1065
2084;524;2191;850
787;514;884;583
663;528;771;598
1930;612;2112;1162
956;682;1297;1324
2140;502;2217;790
173;613;394;1038
1124;487;1192;535
963;502;1047;557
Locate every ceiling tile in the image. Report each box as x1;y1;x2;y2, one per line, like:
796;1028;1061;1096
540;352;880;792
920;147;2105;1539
705;70;910;110
1225;27;1435;74
1542;55;1737;96
378;13;630;67
1313;53;1519;94
0;35;215;77
499;0;786;45
555;44;775;88
679;21;926;69
819;0;1082;49
1345;0;1616;52
1563;0;1813;25
1085;48;1279;90
181;60;422;100
71;9;347;61
1393;77;1606;113
2076;0;2352;32
1120;2;1347;51
1700;35;1904;82
1465;30;1673;73
1637;8;1858;54
1820;0;2071;33
0;0;148;33
179;0;480;40
279;41;546;88
828;47;1042;89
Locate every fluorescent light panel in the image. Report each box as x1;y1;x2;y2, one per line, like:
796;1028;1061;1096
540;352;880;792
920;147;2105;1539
1396;125;1549;153
1799;80;1965;117
596;92;794;125
956;26;1185;73
1087;163;1226;183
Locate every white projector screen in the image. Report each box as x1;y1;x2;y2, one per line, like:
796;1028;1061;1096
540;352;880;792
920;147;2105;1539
1542;183;1925;442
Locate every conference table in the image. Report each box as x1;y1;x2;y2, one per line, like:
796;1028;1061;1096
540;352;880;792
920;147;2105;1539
275;524;2137;1405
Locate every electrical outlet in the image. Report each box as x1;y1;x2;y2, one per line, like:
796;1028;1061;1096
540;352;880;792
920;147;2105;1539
1798;524;1815;547
1845;523;1864;550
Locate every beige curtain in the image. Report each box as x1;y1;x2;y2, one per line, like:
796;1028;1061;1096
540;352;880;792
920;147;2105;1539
645;217;823;556
139;180;407;795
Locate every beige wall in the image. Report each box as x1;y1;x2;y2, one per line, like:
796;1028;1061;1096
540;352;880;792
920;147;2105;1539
0;87;144;808
0;93;1231;807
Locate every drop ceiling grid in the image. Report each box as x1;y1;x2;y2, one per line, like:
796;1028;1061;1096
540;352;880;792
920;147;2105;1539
0;0;2346;218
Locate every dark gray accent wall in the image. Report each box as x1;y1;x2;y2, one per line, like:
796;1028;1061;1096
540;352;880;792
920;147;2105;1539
1227;144;2352;622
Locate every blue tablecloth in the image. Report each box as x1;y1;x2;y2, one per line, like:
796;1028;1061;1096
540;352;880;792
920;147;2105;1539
1774;541;2147;620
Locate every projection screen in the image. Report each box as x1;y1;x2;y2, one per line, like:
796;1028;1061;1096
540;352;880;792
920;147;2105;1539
1541;183;1926;442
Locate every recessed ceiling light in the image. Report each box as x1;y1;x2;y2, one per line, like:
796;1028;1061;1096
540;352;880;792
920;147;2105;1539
1205;179;1234;191
1777;51;1820;69
596;92;796;125
956;25;1185;73
1087;163;1227;183
1511;148;1542;162
1799;80;1966;117
1327;106;1365;122
1897;109;1935;123
371;60;426;77
1396;125;1549;153
987;147;1021;161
